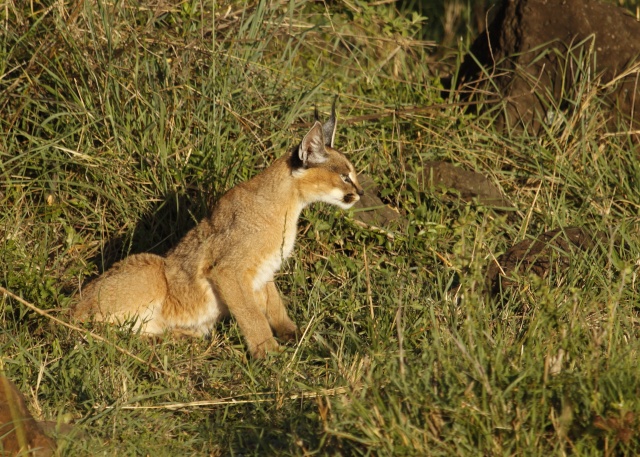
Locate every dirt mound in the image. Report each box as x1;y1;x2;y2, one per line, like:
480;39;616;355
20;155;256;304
417;161;512;208
353;174;406;231
353;164;511;235
486;226;607;296
456;0;640;137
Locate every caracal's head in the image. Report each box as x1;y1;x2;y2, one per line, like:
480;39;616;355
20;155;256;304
291;100;364;209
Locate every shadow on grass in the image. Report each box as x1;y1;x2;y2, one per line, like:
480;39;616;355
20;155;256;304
204;402;326;456
88;189;212;275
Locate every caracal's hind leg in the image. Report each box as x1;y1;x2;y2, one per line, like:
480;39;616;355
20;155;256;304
73;253;168;334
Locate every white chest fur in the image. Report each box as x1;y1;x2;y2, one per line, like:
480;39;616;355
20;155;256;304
251;204;303;291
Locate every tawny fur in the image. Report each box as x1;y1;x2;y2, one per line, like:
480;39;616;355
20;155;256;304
73;108;363;358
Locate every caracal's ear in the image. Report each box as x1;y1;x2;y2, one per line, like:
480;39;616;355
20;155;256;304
322;96;338;148
298;121;327;166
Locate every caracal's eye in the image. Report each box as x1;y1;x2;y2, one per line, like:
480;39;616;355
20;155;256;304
341;174;352;184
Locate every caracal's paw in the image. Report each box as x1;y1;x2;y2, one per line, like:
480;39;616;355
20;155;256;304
250;336;281;359
275;323;300;343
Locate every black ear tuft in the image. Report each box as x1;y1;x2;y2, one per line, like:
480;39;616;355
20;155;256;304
322;96;338;148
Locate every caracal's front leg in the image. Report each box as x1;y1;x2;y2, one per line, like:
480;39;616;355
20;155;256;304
263;281;299;342
214;272;278;359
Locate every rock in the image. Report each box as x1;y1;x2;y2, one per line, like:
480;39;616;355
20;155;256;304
456;0;640;138
0;375;56;456
486;226;606;296
417;161;513;208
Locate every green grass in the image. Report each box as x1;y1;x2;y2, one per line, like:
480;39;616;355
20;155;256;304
1;0;639;455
